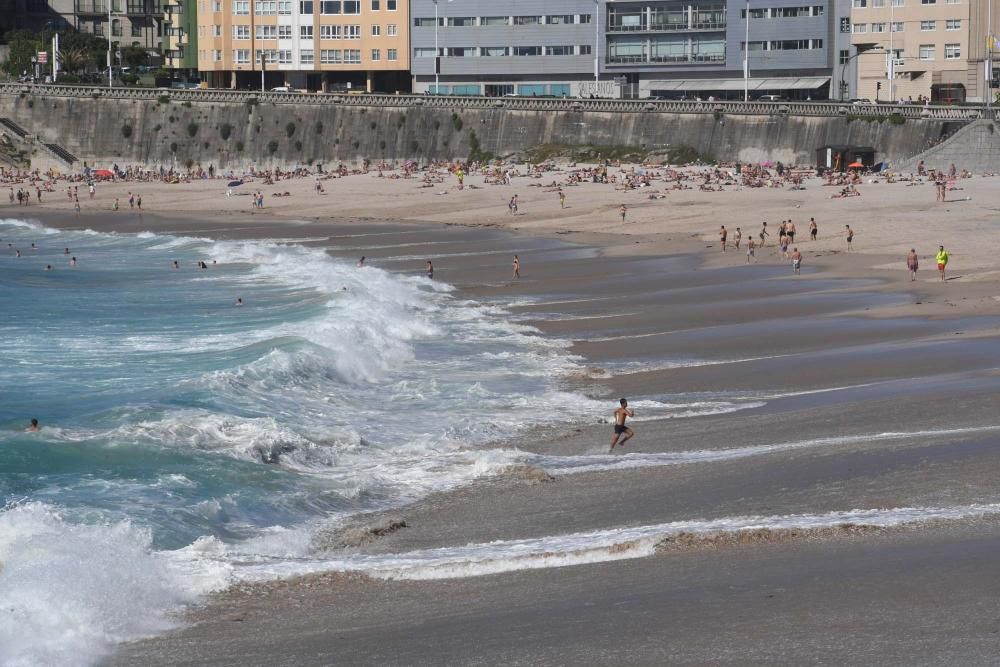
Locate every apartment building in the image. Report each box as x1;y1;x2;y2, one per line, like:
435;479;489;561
411;1;845;100
164;0;198;73
849;0;997;103
195;0;409;90
68;0;165;51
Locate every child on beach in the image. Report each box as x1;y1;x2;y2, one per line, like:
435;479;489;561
746;238;756;263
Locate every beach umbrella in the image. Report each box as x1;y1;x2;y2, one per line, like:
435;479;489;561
847;161;864;169
93;169;114;178
228;180;243;187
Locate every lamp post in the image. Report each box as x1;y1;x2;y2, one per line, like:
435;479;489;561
743;0;750;101
594;0;600;87
840;45;883;101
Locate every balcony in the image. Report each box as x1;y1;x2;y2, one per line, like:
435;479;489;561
75;0;109;14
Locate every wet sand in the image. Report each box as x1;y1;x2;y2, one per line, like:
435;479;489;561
11;180;1000;665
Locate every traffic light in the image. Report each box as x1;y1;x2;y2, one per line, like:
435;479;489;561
876;82;882;91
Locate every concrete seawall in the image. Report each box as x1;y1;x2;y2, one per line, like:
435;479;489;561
0;91;961;170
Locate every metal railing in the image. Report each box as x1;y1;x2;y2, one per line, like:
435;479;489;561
608;21;726;32
0;84;984;120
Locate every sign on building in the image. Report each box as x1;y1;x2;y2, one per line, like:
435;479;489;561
37;52;48;64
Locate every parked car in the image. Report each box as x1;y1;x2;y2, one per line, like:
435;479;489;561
757;94;785;102
847;98;876;105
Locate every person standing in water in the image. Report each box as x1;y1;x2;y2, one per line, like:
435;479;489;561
25;418;39;432
610;398;635;452
426;260;434;279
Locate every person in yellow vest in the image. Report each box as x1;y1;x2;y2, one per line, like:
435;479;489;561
936;245;950;281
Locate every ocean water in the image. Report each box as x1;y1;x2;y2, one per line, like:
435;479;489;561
0;219;775;666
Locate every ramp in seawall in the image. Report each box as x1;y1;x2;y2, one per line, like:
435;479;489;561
894;120;1000;173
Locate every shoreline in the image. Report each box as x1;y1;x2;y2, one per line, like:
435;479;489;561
7;170;1000;664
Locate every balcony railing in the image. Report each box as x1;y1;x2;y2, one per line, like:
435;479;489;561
75;0;109;13
608;21;726;32
607;53;725;64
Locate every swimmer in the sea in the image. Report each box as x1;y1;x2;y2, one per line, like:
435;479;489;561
25;418;39;432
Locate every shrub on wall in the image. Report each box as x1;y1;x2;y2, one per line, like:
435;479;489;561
220;123;233;140
267;140;279;155
285;122;296;138
121;124;133;139
186;122;199;137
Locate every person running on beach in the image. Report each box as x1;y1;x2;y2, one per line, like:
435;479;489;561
733;227;742;250
426;260;434;279
719;225;727;251
512;255;520;279
907;248;919;281
791;247;802;274
759;222;769;246
809;218;818;241
936;245;949;281
609;398;635;452
620;204;627;223
25;418;39;432
746;238;755;263
845;224;854;251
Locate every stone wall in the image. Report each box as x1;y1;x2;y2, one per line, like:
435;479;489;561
894;120;1000;173
0;92;961;171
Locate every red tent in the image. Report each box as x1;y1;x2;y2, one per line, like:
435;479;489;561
93;169;114;179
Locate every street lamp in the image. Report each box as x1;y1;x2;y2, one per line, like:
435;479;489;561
594;0;600;87
743;0;750;101
840;45;884;101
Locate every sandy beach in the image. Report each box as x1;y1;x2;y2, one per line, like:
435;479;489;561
8;163;1000;665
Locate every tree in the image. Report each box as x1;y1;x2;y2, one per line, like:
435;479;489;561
121;45;147;69
2;30;43;77
57;47;87;74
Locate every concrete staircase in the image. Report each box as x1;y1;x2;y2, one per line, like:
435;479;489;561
0;116;78;168
894;119;1000;173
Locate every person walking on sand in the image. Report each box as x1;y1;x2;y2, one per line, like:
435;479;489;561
746;238;756;263
610;398;635;452
936;245;949;281
791;247;802;275
809;217;818;241
845;224;854;251
719;225;727;251
733;227;742;250
512;255;520;279
620;204;627;223
759;222;769;246
907;248;919;281
558;188;566;209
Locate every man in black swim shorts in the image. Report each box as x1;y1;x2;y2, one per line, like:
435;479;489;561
610;398;635;452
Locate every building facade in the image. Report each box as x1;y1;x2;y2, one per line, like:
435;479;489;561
68;0;165;52
164;0;199;73
195;0;410;91
850;0;998;103
410;0;844;100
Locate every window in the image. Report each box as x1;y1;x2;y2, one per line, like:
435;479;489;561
920;21;935;30
580;14;591;23
945;43;960;58
919;44;934;59
319;0;339;13
387;48;397;60
370;0;378;8
300;49;314;64
891;22;903;32
300;25;313;39
277;25;291;38
852;0;866;6
892;0;904;4
321;49;341;63
212;0;221;9
871;22;886;32
386;0;395;9
278;0;291;12
343;0;359;12
413;47;435;57
254;0;275;14
278;49;292;63
132;22;142;37
944;0;958;3
300;0;312;12
547;46;574;56
255;25;276;38
371;24;380;35
445;47;475;56
480;16;509;26
578;44;592;55
255;49;276;64
921;0;936;3
852;23;867;33
233;0;249;14
413;17;436;26
320;25;341;38
547;15;574;24
840;17;851;32
345;24;360;38
512;46;542;56
872;0;885;5
344;48;360;63
513;16;542;25
839;49;849;65
387;23;396;35
446;16;475;26
233;24;249;39
233;48;250;63
946;19;960;30
481;46;508;57
212;24;222;36
370;48;379;61
213;49;222;61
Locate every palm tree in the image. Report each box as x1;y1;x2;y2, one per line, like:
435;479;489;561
57;47;87;74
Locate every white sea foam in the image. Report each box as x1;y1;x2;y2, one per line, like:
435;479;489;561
225;502;1000;582
0;502;229;667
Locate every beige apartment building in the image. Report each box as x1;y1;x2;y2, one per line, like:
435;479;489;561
850;0;1000;103
195;0;409;91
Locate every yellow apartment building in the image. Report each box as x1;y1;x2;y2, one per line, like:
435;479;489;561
195;0;409;91
851;0;999;103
